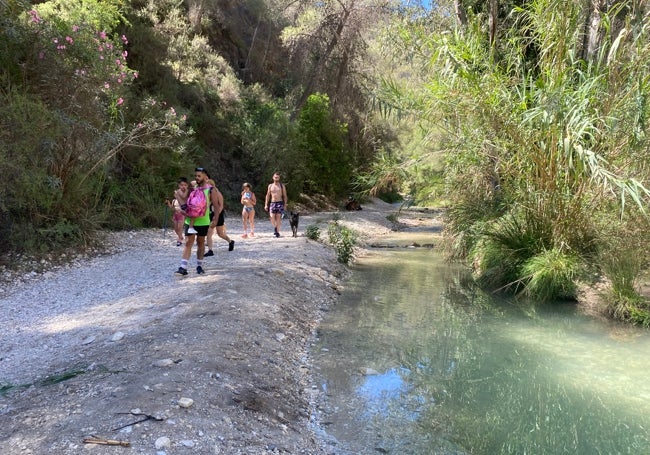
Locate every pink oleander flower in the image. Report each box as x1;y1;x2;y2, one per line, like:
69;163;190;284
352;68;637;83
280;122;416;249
29;10;42;24
121;35;128;44
53;38;58;44
117;78;122;84
104;82;110;89
72;25;79;32
117;98;124;105
99;31;107;40
115;59;121;66
65;36;73;44
122;50;128;58
133;72;139;79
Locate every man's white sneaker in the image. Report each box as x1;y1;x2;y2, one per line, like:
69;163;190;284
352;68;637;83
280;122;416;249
187;227;198;234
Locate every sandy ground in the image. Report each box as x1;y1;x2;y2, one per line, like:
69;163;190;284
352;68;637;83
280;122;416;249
0;199;444;454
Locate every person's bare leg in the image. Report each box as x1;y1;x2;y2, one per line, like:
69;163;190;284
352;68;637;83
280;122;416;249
207;226;214;250
174;221;184;243
196;237;205;260
269;212;276;232
217;225;235;251
195;236;206;274
217;225;231;242
273;213;282;236
183;235;194;260
175;233;195;275
249;210;255;236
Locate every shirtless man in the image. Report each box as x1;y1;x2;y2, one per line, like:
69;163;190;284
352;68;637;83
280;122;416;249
204;177;235;256
264;172;288;238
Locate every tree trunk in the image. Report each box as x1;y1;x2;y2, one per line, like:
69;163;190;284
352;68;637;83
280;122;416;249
583;0;605;63
291;1;353;119
488;0;498;47
242;17;261;83
332;42;351;107
454;0;467;27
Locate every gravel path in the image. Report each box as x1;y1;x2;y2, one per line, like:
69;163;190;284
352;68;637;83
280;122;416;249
1;199;437;454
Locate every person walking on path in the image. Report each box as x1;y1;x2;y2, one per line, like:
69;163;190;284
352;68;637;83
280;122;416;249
264;172;288;238
240;182;256;238
204;177;235;257
166;177;188;246
175;167;220;275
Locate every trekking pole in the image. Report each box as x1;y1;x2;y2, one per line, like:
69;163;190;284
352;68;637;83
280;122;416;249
163;203;168;238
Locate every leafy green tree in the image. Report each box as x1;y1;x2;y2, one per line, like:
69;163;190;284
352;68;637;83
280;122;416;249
296;93;352;197
0;1;192;250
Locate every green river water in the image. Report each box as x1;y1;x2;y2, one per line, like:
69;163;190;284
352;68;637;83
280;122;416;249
313;239;650;454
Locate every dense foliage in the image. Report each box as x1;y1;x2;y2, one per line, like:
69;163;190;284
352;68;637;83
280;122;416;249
376;0;650;322
1;0;386;253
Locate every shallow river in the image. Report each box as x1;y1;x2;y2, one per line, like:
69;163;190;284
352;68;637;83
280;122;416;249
313;235;650;454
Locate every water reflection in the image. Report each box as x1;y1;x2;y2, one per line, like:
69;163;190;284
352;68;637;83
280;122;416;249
356;367;419;420
314;247;650;454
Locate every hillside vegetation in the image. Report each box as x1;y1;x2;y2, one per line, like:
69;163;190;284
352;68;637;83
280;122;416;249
1;0;396;252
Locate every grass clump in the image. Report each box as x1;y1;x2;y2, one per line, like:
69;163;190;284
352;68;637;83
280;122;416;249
521;249;581;301
469;214;583;301
601;250;650;326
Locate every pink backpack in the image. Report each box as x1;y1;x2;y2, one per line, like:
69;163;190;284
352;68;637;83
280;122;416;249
185;187;209;218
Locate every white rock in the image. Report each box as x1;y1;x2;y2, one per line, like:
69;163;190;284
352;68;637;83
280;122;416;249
154;436;171;449
178;397;194;408
360;367;380;376
181;440;195;447
110;332;125;342
81;336;96;345
154;358;175;367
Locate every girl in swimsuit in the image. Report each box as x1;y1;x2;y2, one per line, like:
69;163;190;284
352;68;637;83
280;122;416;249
240;182;256;238
167;177;189;245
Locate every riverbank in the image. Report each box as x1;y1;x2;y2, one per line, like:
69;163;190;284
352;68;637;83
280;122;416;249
0;199;443;454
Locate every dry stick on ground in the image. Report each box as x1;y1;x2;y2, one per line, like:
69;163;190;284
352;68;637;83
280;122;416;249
82;436;130;447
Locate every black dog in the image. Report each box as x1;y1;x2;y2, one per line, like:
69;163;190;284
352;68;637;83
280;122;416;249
289;212;300;237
